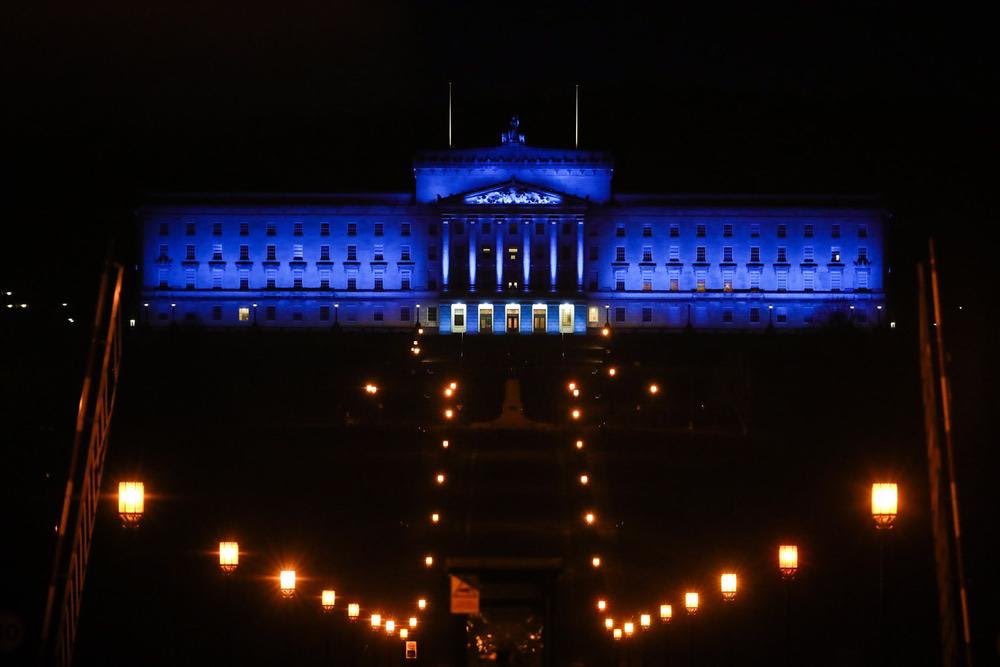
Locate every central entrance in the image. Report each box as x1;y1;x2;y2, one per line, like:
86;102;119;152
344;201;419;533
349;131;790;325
479;304;494;333
506;305;520;332
532;305;547;333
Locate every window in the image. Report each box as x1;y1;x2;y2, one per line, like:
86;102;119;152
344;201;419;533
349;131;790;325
588;306;600;324
669;245;680;261
213;222;222;236
616;224;625;237
209;270;221;289
373;245;384;261
723;247;733;263
374;277;384;291
400;307;411;321
777;224;787;238
856;269;869;290
348;222;357;236
159;222;169;236
212;244;223;261
722;309;733;323
292;311;303;322
536;222;545;235
292;270;303;289
615;307;626;322
642;307;652;322
830;270;842;291
401;273;411;290
265;306;276;321
401;223;411;237
239;271;249;290
831;247;841;263
858;224;868;238
238;306;251;322
776;310;788;323
804;224;814;238
347;245;357;261
293;244;303;260
320;305;330;321
320;245;330;261
266;269;276;289
428;246;438;261
615;246;626;262
452;308;465;328
212;305;222;320
803;271;815;291
750;224;760;238
723;224;733;237
749;308;760;323
428;222;437;236
186;222;196;236
158;244;168;259
777;247;787;263
508;222;517;236
185;244;196;260
588;272;598;291
266;223;276;237
803;246;814;262
239;245;249;261
696;224;706;238
696;276;706;292
240;222;249;236
776;271;788;291
589;246;599;260
857;247;868;263
266;244;276;261
184;269;195;289
643;224;652;237
669;224;680;238
427;306;438;322
347;277;357;291
320;222;330;237
615;271;625;291
642;246;653;262
832;224;841;238
696;247;707;263
642;275;653;291
374;223;384;237
320;270;330;289
723;273;733;292
750;247;760;263
401;245;411;261
749;271;761;290
669;272;679;291
373;308;384;322
428;277;438;290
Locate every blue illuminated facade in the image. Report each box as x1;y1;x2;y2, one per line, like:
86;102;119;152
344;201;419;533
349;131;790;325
140;124;886;332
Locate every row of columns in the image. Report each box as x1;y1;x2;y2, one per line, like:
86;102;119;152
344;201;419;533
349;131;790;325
440;216;584;292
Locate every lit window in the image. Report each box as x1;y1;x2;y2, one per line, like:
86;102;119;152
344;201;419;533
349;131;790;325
588;306;600;324
238;307;250;321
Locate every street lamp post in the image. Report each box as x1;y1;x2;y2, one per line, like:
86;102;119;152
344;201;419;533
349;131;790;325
778;544;798;665
871;482;899;661
660;604;673;667
117;481;144;527
218;541;239;574
685;592;699;666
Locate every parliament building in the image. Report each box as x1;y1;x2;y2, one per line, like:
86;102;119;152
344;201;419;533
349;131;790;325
140;120;886;333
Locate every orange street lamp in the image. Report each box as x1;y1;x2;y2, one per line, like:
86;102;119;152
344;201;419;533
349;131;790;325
659;604;672;622
424;555;434;568
591;556;602;568
385;619;396;636
567;381;577;392
779;545;799;579
623;621;635;637
572;388;580;398
607;366;617;377
218;541;239;574
601;326;611;338
435;473;446;485
444;387;454;398
408;616;418;629
118;481;144;527
684;592;699;614
442;439;450;449
871;482;899;529
584;511;596;525
449;381;458;391
605;617;614;630
348;603;360;621
596;599;607;612
721;573;738;602
321;589;336;612
570;408;581;420
364;383;378;395
640;613;651;630
279;570;296;598
579;473;590;486
417;598;427;611
399;628;409;640
613;627;623;641
430;512;440;524
370;613;382;629
444;408;454;420
575;439;584;450
648;383;659;395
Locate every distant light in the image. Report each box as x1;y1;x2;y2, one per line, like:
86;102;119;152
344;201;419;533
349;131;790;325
430;512;440;524
435;473;446;485
348;603;360;620
61;302;68;307
411;346;421;356
607;366;617;377
444;408;454;419
597;599;607;612
118;481;144;527
417;327;424;335
659;604;672;621
648;383;659;395
442;440;450;449
685;592;699;614
575;440;584;450
279;570;296;597
385;619;396;635
601;326;611;337
4;304;11;309
613;627;623;640
640;613;651;629
444;387;454;398
579;473;590;485
20;303;28;309
570;408;581;420
572;388;580;398
399;628;409;640
450;382;458;390
591;555;601;568
877;305;883;310
417;598;427;611
890;321;896;329
779;545;799;579
871;482;899;529
604;616;614;629
567;382;577;392
364;383;379;395
218;541;239;573
720;573;738;601
4;291;11;296
68;318;75;324
128;318;135;327
424;555;434;567
371;613;382;629
408;616;418;628
623;621;635;636
142;302;149;307
321;589;337;611
584;511;596;525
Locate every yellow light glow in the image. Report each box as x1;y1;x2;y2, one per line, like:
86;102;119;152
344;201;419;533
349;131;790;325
118;481;144;525
409;616;418;628
436;473;446;485
779;544;799;578
321;589;337;609
568;382;577;391
417;598;427;610
597;599;607;612
424;555;434;567
572;388;580;398
604;617;614;629
430;512;440;524
449;382;458;390
571;408;581;420
579;473;590;485
624;621;635;636
575;439;584;450
872;482;899;528
640;613;651;628
218;541;239;573
721;573;738;601
371;613;382;628
648;383;659;395
411;346;421;356
444;387;453;397
399;628;409;640
602;327;611;338
591;556;601;568
685;591;699;613
442;440;449;449
348;603;360;620
608;366;616;376
444;408;454;419
584;511;596;525
364;383;378;395
385;620;396;635
659;604;672;621
279;570;296;597
613;627;622;640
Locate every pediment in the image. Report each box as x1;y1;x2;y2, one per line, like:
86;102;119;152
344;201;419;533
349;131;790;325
456;180;569;206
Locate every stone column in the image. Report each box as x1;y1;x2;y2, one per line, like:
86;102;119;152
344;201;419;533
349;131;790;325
576;217;584;292
442;218;450;291
522;218;531;291
549;218;558;292
468;219;476;291
495;218;503;292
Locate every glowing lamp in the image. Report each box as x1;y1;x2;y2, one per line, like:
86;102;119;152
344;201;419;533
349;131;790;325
444;408;454;420
436;473;446;485
571;408;581;420
613;627;623;640
364;383;378;395
648;383;659;395
591;556;601;568
371;613;382;629
385;620;396;635
584;511;596;525
424;555;434;568
449;382;458;390
640;614;651;629
417;598;427;610
608;366;617;377
659;604;672;622
444;387;453;398
430;512;440;524
409;616;418;628
411;346;421;356
579;473;590;485
399;628;409;640
778;545;798;579
118;481;144;526
279;570;296;597
575;440;584;450
218;541;239;574
597;599;607;612
720;573;738;601
605;617;614;630
684;592;699;614
321;589;336;611
348;603;360;621
568;382;577;392
572;388;580;398
624;621;635;637
442;439;450;449
601;327;611;338
871;483;899;529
